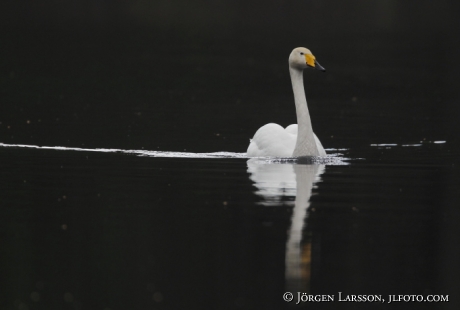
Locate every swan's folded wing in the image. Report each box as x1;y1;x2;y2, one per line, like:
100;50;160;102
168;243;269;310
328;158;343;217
285;124;298;135
247;123;297;157
313;133;326;157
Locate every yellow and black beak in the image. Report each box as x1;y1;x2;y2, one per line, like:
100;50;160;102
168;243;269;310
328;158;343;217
305;54;326;72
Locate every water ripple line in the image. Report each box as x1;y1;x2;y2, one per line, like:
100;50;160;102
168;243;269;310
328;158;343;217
0;142;349;164
0;142;248;159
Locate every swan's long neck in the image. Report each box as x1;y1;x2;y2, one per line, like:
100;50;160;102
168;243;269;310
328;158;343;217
289;67;319;156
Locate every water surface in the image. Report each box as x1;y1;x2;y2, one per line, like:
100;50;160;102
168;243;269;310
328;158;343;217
1;142;458;310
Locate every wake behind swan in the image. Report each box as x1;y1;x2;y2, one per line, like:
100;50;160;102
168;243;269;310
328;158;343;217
0;142;348;164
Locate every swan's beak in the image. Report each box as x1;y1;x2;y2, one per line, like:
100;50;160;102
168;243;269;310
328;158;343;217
314;60;326;72
305;54;326;72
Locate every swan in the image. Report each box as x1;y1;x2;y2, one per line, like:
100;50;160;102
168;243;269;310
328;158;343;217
247;47;326;157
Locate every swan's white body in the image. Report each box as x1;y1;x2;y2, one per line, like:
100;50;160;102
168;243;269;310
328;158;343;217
247;47;326;158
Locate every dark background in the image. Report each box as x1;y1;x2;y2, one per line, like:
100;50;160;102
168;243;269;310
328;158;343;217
1;0;459;152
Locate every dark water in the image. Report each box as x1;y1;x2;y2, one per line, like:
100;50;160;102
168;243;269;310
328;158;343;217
1;144;459;310
1;1;460;309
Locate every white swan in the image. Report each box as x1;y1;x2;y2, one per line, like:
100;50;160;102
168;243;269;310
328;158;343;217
247;47;326;157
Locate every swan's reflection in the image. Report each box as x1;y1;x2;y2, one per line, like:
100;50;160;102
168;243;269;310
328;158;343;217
247;158;325;293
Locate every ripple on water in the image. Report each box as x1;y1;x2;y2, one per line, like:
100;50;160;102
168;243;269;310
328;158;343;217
0;142;350;164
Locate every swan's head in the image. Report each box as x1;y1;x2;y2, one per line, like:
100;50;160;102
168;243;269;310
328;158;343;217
289;47;325;72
